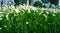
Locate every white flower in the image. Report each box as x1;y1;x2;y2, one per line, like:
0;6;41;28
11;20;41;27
0;18;2;20
39;13;41;15
28;9;30;13
43;14;47;18
41;11;43;13
52;14;56;16
53;9;56;13
4;25;7;28
6;14;9;20
23;4;26;6
0;11;2;13
46;11;49;14
0;27;2;30
15;8;19;13
26;22;29;24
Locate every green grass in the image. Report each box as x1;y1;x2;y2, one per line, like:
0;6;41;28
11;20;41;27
0;6;60;33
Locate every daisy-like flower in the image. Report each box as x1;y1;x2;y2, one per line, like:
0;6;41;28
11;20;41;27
0;27;2;30
26;22;29;24
46;11;49;14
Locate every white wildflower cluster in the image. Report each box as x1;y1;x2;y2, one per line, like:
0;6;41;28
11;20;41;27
19;5;28;10
1;5;38;14
15;8;20;13
29;6;37;11
2;6;9;10
8;6;15;10
11;5;15;9
18;5;37;11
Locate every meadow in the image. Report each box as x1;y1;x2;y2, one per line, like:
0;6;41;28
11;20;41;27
0;5;60;33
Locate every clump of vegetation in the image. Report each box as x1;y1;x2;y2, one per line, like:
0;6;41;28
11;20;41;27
0;5;60;33
33;1;42;7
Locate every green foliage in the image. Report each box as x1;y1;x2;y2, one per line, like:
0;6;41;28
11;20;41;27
33;1;42;7
14;0;20;6
50;0;58;5
0;6;60;33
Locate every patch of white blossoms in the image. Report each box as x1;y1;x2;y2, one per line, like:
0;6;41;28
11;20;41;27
15;8;20;13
